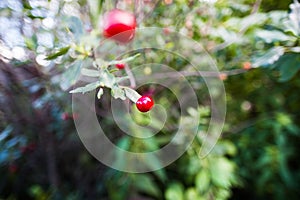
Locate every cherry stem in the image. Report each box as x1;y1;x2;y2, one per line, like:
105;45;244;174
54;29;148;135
125;64;137;88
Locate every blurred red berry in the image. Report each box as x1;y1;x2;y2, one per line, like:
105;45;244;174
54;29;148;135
72;113;79;120
219;73;228;81
243;62;252;70
9;164;18;174
61;112;69;120
116;63;126;70
103;9;136;43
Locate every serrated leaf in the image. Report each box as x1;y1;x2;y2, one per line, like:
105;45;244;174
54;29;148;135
123;87;141;103
81;68;101;77
69;81;100;94
108;54;141;65
60;60;83;90
46;46;70;60
97;88;104;99
111;86;126;100
252;46;285;68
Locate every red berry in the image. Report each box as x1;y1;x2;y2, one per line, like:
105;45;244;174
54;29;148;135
136;96;154;112
243;62;252;70
9;164;18;174
116;63;125;69
103;9;136;43
61;112;69;120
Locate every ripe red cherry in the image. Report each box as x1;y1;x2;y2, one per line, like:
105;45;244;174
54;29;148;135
116;63;125;69
103;9;136;43
136;96;154;112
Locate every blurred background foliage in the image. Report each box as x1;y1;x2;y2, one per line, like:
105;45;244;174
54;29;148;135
0;0;300;199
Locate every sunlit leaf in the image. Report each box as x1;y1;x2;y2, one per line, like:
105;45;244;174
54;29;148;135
252;46;285;68
165;182;184;200
108;54;141;65
195;169;210;193
46;46;70;60
255;29;295;43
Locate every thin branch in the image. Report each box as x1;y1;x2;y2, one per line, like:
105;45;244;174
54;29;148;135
251;0;262;14
125;64;137;88
136;68;248;81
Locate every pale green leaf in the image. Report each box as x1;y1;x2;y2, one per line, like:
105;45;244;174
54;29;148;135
60;60;83;90
165;182;184;200
81;68;101;77
255;29;295;43
100;71;115;88
111;86;126;100
195;170;210;193
252;46;285;68
123;87;141;103
108;54;141;65
210;157;235;188
69;81;100;94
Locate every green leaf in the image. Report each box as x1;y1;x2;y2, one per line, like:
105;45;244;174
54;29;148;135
100;70;115;88
69;81;100;94
60;60;83;90
97;88;104;99
24;35;37;51
210;157;235;189
195;170;210;193
134;174;161;198
185;188;204;200
123;87;141;103
46;46;70;60
284;1;300;36
165;182;184;200
0;126;13;142
255;29;295;43
274;53;300;82
111;86;126;100
252;46;285;68
108;54;141;65
81;68;101;77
